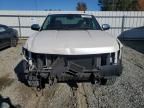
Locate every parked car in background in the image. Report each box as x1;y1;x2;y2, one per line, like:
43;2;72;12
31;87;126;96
0;24;18;49
118;26;144;40
23;14;123;88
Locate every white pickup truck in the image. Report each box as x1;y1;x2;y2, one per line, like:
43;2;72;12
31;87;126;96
22;13;123;88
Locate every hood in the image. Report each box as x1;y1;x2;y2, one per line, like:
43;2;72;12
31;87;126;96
24;30;120;55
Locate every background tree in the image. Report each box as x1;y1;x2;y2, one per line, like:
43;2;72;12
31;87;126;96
98;0;140;11
76;2;87;11
137;0;144;10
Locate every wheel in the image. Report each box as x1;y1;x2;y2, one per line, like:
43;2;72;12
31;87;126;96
23;60;44;88
10;38;17;47
117;60;123;76
23;60;29;73
100;77;116;85
23;60;39;87
27;73;40;87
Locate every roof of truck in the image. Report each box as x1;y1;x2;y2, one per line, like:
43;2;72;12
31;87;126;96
47;12;93;16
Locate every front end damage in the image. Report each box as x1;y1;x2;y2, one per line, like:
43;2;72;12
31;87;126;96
22;48;122;88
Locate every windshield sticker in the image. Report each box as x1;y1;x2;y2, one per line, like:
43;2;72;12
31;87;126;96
81;15;92;18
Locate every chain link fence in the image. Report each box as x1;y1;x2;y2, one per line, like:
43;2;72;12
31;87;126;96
0;11;143;39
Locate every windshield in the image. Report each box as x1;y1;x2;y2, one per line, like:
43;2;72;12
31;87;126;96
41;14;101;30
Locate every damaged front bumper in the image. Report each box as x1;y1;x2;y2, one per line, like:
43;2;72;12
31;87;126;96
24;57;122;82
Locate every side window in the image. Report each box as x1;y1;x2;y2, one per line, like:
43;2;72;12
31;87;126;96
0;27;6;33
42;16;51;30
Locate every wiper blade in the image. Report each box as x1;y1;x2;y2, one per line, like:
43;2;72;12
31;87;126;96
79;27;94;30
44;27;95;30
46;27;74;30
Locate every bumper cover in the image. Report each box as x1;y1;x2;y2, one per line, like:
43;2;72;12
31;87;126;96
26;62;122;82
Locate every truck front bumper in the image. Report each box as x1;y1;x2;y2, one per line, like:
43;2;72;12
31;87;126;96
25;60;122;82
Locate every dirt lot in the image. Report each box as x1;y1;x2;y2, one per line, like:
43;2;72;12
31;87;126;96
0;41;144;108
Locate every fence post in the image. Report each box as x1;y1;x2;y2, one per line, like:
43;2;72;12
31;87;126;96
18;16;22;38
121;16;125;36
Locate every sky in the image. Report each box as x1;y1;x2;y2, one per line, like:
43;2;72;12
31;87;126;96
0;0;100;11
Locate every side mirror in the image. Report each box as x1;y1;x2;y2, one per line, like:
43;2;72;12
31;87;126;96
31;24;40;31
102;24;110;30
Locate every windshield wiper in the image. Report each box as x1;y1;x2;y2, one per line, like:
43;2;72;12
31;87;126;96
43;27;95;30
78;27;94;30
47;26;77;30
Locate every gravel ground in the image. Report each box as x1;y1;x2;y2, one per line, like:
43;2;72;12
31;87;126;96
0;41;144;108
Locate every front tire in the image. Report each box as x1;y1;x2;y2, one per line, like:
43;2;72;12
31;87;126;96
100;77;116;85
10;38;17;47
